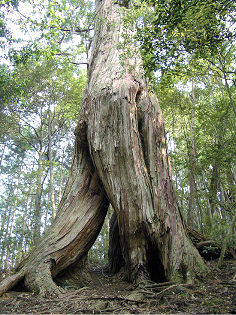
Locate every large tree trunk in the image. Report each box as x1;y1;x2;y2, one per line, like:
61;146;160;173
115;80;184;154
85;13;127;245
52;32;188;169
0;0;207;297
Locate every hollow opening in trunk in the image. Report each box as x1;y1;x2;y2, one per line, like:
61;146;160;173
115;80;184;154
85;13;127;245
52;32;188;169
146;239;167;283
10;277;28;292
138;116;150;176
88;206;113;268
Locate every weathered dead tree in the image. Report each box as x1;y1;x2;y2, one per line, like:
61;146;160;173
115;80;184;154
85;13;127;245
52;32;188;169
0;0;208;297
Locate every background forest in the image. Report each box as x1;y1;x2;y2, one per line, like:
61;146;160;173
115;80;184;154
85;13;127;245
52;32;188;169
0;0;235;272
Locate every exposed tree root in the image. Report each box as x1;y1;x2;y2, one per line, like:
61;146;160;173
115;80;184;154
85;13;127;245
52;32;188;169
136;279;175;289
0;261;64;297
127;282;190;303
24;263;65;297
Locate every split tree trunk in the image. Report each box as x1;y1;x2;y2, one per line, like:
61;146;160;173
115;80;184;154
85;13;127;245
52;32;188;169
0;0;207;297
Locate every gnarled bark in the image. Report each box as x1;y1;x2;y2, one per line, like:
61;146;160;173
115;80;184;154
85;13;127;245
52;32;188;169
0;0;207;297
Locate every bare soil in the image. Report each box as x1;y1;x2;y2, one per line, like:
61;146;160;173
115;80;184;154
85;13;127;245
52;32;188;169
0;260;235;314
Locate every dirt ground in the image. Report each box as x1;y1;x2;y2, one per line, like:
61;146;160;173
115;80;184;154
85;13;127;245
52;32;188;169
0;260;235;314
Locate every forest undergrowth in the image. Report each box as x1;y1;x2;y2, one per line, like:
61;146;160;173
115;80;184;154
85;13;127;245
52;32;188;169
0;259;235;314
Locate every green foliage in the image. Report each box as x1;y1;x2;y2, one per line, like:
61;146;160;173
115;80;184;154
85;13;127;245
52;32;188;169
8;44;42;65
124;0;235;82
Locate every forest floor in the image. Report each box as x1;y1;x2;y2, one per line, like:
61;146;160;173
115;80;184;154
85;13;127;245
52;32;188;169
0;259;235;314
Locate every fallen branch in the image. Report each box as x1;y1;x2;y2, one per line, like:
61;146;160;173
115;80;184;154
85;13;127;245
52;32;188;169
139;281;176;289
196;240;218;248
